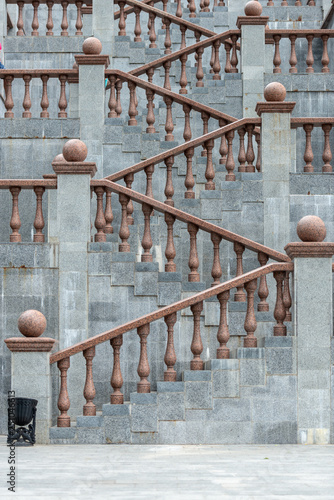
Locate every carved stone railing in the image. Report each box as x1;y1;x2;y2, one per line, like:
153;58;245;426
50;258;292;426
266;30;334;74
0;69;77;118
0;178;57;242
6;0;88;37
266;0;316;5
291;117;334;172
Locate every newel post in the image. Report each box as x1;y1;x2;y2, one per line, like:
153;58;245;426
256;82;296;253
92;0;114;58
285;216;334;445
4;310;56;444
237;1;268;118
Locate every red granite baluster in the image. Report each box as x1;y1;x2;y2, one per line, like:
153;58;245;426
17;2;24;36
137;324;151;393
163;61;171;91
4;76;14;118
211;233;222;286
164;96;174;140
231;35;238;73
40;75;49;117
184;147;195;199
219;119;227;165
289;35;297;73
273;35;281;73
46;1;54;35
119;193;130;252
234;241;246;301
75;0;83;35
110;335;124;404
213;40;221;80
244;279;258;347
188;0;196;17
83;346;96;416
303;123;314;172
124;173;134;225
224;42;231;73
219;0;225;5
203;0;210;12
190;301;204;370
22;75;32;118
321;35;329;73
33;186;45;242
146;68;154;84
31;1;39;36
146;88;156;133
134;6;142;41
281;0;287;5
322;123;332;172
196;46;204;87
176;0;182;17
128;82;138;126
141;203;153;262
108;75;117;117
10;187;21;242
162;0;167;28
94;186;106;242
58;75;67;117
205;139;215;190
257;252;269;311
104;187;113;234
200;0;204;12
225;130;236;181
246;124;255;172
238;127;246;172
295;1;302;7
201;112;209;156
255;132;261;172
306;34;314;73
165;213;176;272
118;1;126;35
149;12;157;48
217;290;230;359
164;312;177;381
283;271;292;322
116;80;122;117
183;104;192;142
179;54;188;94
164;19;171;54
57;357;70;427
180;26;187;49
164;155;174;206
61;1;69;36
188;222;200;282
273;271;287;336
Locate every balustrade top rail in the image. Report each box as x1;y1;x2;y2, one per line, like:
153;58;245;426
50;261;293;364
0;179;57;189
114;0;163;19
266;29;334;38
290;117;334;127
0;69;77;78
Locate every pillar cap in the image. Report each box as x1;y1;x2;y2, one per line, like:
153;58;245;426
52;140;97;177
297;215;326;242
75;36;110;67
256;82;295;115
245;0;263;16
285;216;334;258
236;1;268;29
4;309;56;352
83;37;102;55
18;310;47;338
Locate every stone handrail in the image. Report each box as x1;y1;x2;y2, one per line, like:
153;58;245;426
266;0;316;5
114;0;162;20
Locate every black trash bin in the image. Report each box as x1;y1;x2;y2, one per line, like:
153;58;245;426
7;397;38;445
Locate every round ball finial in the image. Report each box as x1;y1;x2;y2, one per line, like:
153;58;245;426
62;139;88;162
297;215;327;242
244;0;263;16
82;37;102;55
18;310;47;338
264;82;286;102
53;153;66;163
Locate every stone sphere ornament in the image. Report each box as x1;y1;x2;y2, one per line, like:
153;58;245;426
18;310;47;338
296;215;327;242
244;0;263;16
264;82;286;102
62;139;88;162
82;37;102;55
53;153;66;163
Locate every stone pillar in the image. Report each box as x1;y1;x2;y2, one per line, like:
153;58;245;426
285;216;334;445
237;1;268;118
92;0;114;59
4;310;56;444
52;139;96;418
256;82;295;253
75;38;110;177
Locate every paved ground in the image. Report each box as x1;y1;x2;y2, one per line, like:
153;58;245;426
0;436;333;499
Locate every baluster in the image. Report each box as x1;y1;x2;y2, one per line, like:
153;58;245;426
224;42;231;73
217;291;230;359
238;127;246;172
164;19;171;54
164;96;174;141
189;0;196;18
180;26;187;50
295;0;301;6
31;1;39;36
195;46;204;87
289;35;297;73
22;75;32;118
137;324;151;393
209;44;215;74
118;1;126;35
234;241;246;301
110;335;124;404
146;88;156;133
200;0;205;12
273;271;287;336
321;35;329;73
219;0;225;4
164;155;174;206
134;6;142;42
33;186;45;242
176;0;182;17
184;147;195;199
146;68;154;84
75;1;83;36
57;357;70;427
165;213;176;272
179;54;188;94
183;104;192;142
163;61;171;91
144;164;155;212
201;112;209;156
213;40;221;80
190;301;204;370
119;193;130;252
61;1;69;36
40;75;49;118
257;252;269;311
17;1;24;36
255;132;261;172
273;35;281;73
164;312;177;381
231;35;238;73
149;13;157;48
46;1;54;35
128;82;138;126
219;119;227;165
225;130;236;181
141;203;153;262
83;346;96;416
104;187;113;234
188;222;200;282
281;0;288;5
303;123;314;172
108;75;117;117
211;233;222;286
203;0;210;12
205;139;215;190
94;186;106;242
58;75;67;118
246;125;255;172
116;80;122;117
306;34;314;73
162;0;167;23
283;271;292;322
124;173;134;225
243;279;258;347
10;187;21;242
322;123;332;172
